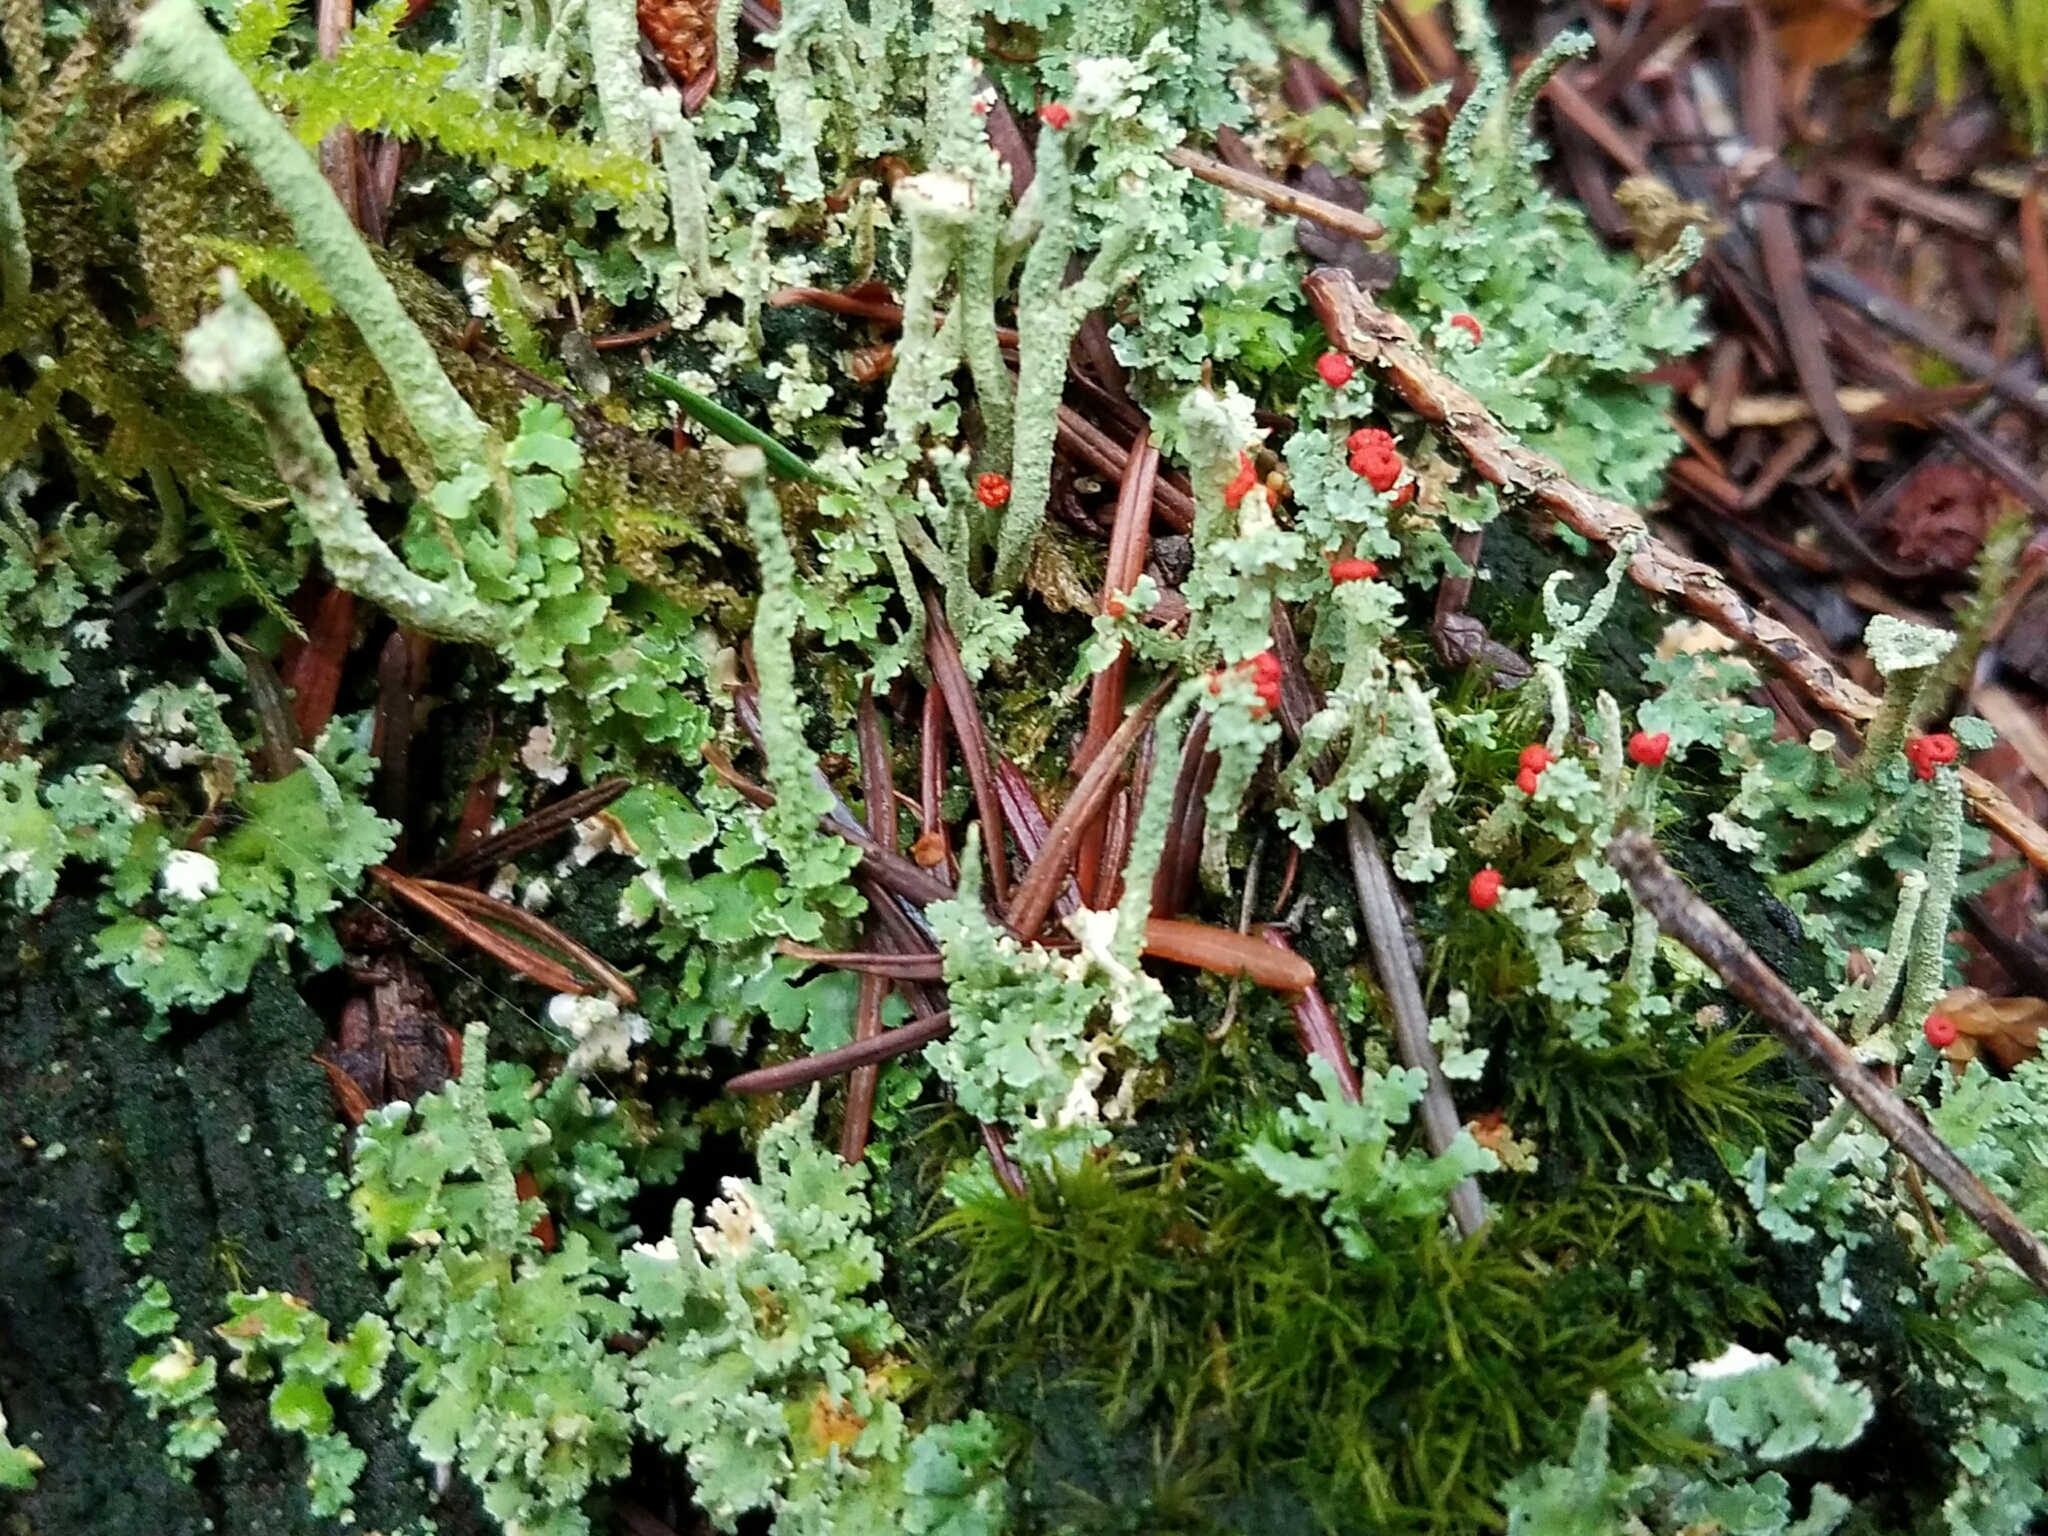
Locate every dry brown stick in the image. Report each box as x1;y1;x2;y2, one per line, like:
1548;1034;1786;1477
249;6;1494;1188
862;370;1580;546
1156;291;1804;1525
370;866;586;997
2023;181;2048;374
840;682;895;1163
1166;146;1386;243
398;875;641;1004
1007;679;1176;941
427;777;634;881
1609;828;2048;1295
1739;7;1851;455
1302;265;2048;876
1076;430;1159;897
1540;73;1651;176
1346;813;1487;1239
725;1010;956;1095
924;593;1012;907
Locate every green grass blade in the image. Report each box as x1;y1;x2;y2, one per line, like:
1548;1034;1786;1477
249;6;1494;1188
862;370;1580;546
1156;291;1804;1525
643;369;840;488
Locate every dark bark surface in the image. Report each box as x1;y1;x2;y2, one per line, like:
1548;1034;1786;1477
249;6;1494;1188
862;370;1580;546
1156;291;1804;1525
0;902;476;1534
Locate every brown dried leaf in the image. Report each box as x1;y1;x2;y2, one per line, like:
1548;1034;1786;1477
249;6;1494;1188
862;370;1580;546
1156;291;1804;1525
1938;985;2048;1070
1766;0;1875;67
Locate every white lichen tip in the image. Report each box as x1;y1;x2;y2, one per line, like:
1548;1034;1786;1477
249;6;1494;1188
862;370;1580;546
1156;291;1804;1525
894;170;976;222
1864;613;1956;675
1687;1342;1772;1380
178;273;282;395
160;850;221;903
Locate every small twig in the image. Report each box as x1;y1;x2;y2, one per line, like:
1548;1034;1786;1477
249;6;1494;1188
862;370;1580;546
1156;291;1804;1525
1076;429;1158;896
1608;828;2048;1296
1809;261;2048;426
1057;406;1197;532
1346;812;1486;1239
427;777;634;881
924;595;1012;907
1167;145;1387;243
841;682;896;1162
1006;680;1175;940
1739;14;1850;455
724;1010;956;1095
371;866;587;997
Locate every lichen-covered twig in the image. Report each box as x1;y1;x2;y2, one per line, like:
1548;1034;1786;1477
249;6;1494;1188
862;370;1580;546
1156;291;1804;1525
121;0;493;483
1608;826;2048;1296
1347;811;1487;1239
1304;264;2048;876
0;121;30;317
180;278;505;643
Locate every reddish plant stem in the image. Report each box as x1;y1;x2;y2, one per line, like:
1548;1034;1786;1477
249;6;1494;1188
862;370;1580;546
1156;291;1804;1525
1007;680;1175;941
1057;406;1196;532
1093;728;1153;910
278;582;354;742
725;1010;956;1094
997;759;1082;919
1152;712;1218;919
1076;429;1158;897
370;867;587;997
923;593;1012;906
1263;930;1361;1102
841;682;896;1163
402;876;639;1004
427;777;632;882
919;683;954;880
768;287;1023;347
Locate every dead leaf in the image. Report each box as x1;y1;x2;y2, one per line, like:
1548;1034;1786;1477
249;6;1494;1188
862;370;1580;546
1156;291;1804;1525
1936;985;2048;1070
1766;0;1876;67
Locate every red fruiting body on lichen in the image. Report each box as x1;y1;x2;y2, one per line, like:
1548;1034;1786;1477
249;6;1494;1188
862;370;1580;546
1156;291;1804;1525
976;472;1011;508
1468;868;1503;909
1316;351;1355;388
1223;451;1259;510
1924;1013;1959;1048
1039;102;1072;129
1388;481;1415;507
1905;732;1960;780
1449;313;1483;342
1329;557;1379;583
1345;428;1402;492
1516;767;1541;795
1628;730;1671;768
1518;744;1557;775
